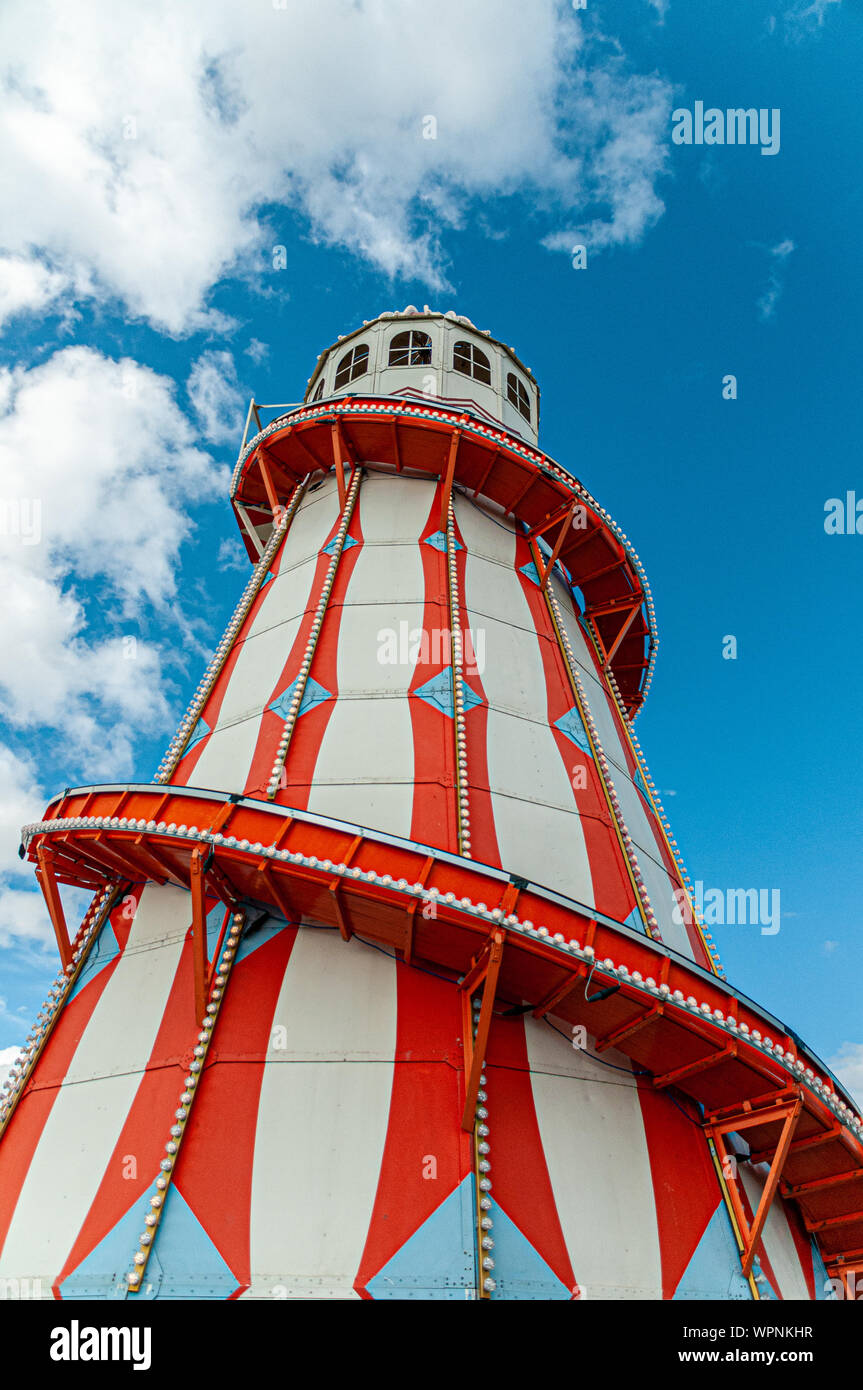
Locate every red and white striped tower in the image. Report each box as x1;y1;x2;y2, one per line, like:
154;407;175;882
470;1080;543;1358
2;308;861;1301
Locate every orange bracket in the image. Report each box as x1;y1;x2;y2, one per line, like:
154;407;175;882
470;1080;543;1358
539;503;578;589
705;1095;802;1278
257;447;281;516
459;929;505;1131
330;423;348;511
604;603;641;666
189;845;213;1023
35;844;72;970
439;430;462;531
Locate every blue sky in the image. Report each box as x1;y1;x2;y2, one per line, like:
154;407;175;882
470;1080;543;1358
0;0;859;1098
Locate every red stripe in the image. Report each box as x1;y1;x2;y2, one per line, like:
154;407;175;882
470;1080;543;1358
450;505;500;868
514;535;636;923
354;961;472;1295
567;603;711;965
0;895;137;1263
174;925;299;1290
56;901;208;1288
637;1078;726;1297
246;486;364;806
408;490;459;853
484;1015;577;1293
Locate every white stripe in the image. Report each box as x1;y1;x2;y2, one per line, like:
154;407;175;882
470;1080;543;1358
551;582;691;954
740;1167;812;1300
306;474;434;838
191;478;340;794
523;1016;663;1299
0;884;190;1284
243;927;396;1298
454;494;594;903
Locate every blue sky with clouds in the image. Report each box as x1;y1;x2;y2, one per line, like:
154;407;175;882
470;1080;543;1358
0;0;859;1097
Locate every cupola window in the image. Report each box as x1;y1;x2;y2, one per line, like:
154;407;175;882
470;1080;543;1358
389;329;432;367
506;372;531;423
333;343;370;389
453;340;492;385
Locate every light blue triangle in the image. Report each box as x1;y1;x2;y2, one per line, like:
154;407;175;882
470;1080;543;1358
234;911;295;965
553;706;592;756
519;560;542;587
60;1186;238;1300
624;905;645;934
367;1175;476;1299
424;530;461;553
488;1203;572;1299
185;717;210;754
67;916;124;1002
206;901;226;958
269;676;331;721
673;1203;753;1300
322;534;358;556
414;668;483;719
260;569;276;586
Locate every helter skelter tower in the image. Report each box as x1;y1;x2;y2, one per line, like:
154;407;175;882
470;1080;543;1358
2;308;862;1303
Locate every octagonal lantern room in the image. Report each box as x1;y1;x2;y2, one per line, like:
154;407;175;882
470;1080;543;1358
304;307;540;446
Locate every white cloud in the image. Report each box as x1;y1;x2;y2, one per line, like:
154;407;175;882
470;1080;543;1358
541;61;671;256
782;0;842;37
244;339;269;365
826;1042;863;1110
0;0;673;333
0;347;228;769
0;743;53;949
0;254;70;327
187;350;244;445
645;0;670;21
217;536;249;573
757;238;795;321
0;1043;23;1089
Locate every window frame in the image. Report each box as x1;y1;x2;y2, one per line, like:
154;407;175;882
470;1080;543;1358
506;371;531;423
333;342;370;390
452;339;492;386
388;328;433;368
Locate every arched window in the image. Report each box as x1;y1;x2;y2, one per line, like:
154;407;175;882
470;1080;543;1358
311;377;325;402
389;329;432;367
333;343;369;389
453;340;491;385
506;372;531;423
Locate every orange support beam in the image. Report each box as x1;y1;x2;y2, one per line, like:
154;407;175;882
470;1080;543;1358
460;930;504;1131
604;602;641;665
35;844;73;970
403;853;434;965
653;1041;737;1089
532;968;585;1019
257;447;281;516
527;499;578;542
439;430;461;530
330;423;347;511
189;846;210;1024
595;1003;663;1053
706;1095;802;1278
539;503;579;590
